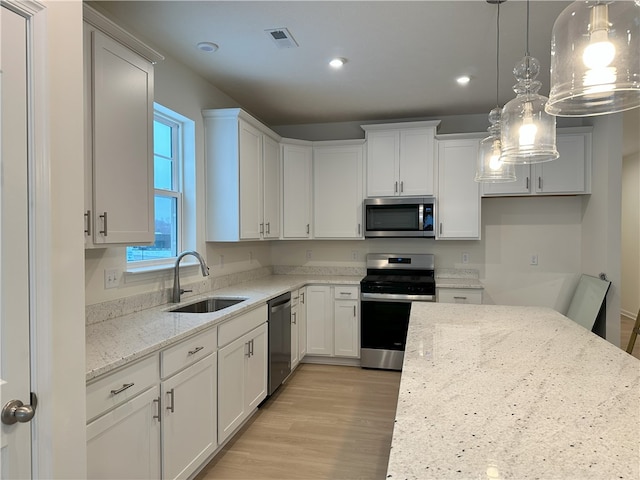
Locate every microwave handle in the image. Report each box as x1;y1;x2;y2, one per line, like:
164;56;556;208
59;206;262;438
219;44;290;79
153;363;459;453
418;204;424;231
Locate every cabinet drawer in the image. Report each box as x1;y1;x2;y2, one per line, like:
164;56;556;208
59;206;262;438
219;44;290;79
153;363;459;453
218;304;268;347
334;286;359;300
161;327;218;379
437;288;483;305
87;354;158;422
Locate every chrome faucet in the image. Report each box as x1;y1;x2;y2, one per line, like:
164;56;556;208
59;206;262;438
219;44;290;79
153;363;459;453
172;251;210;303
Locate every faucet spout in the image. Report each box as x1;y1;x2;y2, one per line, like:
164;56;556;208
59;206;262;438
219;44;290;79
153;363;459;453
172;250;210;303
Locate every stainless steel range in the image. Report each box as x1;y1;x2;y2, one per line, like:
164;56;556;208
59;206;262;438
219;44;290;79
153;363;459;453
360;253;435;371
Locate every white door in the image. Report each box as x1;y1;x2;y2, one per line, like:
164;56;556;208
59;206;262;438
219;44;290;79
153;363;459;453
1;5;34;478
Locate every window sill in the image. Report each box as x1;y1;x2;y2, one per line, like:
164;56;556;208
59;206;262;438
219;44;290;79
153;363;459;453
124;260;202;284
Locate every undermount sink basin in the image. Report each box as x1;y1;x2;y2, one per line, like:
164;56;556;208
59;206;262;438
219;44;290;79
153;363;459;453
170;297;246;314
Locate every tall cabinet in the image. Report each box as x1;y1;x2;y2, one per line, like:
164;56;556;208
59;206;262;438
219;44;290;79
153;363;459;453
83;6;163;247
282;141;313;239
203;108;281;241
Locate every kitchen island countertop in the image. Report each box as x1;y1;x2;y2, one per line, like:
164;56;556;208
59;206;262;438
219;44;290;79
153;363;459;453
387;303;640;480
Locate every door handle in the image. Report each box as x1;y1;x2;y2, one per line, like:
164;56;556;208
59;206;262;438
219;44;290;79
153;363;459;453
166;388;175;413
153;397;161;422
84;210;91;236
266;222;270;235
99;212;108;236
400;181;404;193
2;393;37;425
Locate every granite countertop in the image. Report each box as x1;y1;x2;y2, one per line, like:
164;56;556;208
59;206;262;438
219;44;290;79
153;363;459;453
387;303;640;480
86;274;362;381
435;278;483;289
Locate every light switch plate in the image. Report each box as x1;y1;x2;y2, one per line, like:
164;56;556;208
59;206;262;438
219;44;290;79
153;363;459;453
104;268;119;289
530;254;539;266
462;252;469;264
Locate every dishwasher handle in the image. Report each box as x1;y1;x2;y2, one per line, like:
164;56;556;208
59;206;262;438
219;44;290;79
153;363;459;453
270;300;291;314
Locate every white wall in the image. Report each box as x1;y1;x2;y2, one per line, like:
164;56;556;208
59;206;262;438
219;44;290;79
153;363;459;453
622;151;640;318
37;1;86;477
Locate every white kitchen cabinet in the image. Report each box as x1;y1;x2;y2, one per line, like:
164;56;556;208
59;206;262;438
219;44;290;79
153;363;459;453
217;306;268;444
333;288;359;358
161;353;217;480
86;354;161;479
437;288;483;304
203;108;281;241
291;290;300;369
298;288;307;361
160;327;218;480
313;142;364;238
482;128;592;197
362;121;440;197
305;285;334;356
83;14;159;247
87;387;161;480
436;135;482;240
282;141;313;239
306;285;360;358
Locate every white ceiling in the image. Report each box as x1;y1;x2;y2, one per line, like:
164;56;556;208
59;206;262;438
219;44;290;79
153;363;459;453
94;0;639;154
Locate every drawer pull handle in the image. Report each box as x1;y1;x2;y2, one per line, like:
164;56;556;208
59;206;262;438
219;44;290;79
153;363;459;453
166;388;175;413
188;346;204;356
453;296;468;300
339;292;351;296
110;383;134;396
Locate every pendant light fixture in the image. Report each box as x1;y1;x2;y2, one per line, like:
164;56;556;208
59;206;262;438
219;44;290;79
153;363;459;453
501;0;559;164
546;1;640;117
476;0;516;183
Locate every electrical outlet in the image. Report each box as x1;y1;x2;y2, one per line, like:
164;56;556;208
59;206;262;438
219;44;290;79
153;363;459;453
104;268;119;289
462;252;469;264
351;250;358;261
530;254;539;266
219;254;224;268
249;251;253;263
306;250;312;260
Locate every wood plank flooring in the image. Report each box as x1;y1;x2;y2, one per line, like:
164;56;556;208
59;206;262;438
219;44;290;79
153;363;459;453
621;314;640;360
196;364;401;480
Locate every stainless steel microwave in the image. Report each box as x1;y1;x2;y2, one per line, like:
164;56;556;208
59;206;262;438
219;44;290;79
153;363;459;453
364;197;436;238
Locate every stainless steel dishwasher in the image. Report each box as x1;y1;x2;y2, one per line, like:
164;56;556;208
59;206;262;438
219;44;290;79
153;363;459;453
267;292;292;395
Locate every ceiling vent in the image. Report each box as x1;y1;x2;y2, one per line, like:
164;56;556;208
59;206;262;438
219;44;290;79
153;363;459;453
265;28;299;49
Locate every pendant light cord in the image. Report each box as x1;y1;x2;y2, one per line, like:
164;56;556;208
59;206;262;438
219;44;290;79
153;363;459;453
525;0;530;56
496;1;500;108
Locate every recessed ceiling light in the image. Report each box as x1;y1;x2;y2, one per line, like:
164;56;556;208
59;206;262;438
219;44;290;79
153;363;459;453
197;42;219;53
456;75;471;85
330;58;346;69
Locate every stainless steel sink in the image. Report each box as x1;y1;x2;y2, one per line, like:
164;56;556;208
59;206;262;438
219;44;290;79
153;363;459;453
169;297;246;313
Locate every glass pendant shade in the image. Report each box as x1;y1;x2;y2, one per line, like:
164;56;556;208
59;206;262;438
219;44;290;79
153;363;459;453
546;1;640;117
475;108;516;183
501;56;559;164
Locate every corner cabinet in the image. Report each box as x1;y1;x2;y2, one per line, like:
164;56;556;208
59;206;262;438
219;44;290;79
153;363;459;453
362;121;440;197
313;141;364;239
203;108;281;241
482;127;593;197
83;8;162;247
436;135;482;240
282;141;313;239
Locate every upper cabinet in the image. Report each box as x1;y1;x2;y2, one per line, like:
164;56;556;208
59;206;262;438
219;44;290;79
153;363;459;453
436;135;482;240
313;141;364;239
482;128;592;197
282;141;313;239
362;121;440;197
203;108;281;241
83;6;163;247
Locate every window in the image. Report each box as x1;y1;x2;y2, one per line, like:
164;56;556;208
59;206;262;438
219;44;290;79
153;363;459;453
127;105;193;266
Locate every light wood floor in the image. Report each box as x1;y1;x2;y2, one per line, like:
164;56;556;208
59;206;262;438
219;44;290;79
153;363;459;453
621;314;640;360
195;364;401;480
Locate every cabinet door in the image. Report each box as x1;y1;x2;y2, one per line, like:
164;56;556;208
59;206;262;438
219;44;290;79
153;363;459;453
313;145;363;238
239;120;263;240
438;288;483;305
534;133;589;194
366;131;399;197
162;353;217;480
246;324;268;410
217;336;247;443
263;135;281;238
91;30;154;245
482;164;532;196
437;139;481;240
334;300;359;358
400;128;435;196
298;288;307;359
305;286;333;355
282;144;312;238
291;301;299;369
87;387;161;480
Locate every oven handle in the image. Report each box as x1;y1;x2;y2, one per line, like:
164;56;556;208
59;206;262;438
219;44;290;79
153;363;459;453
360;293;435;303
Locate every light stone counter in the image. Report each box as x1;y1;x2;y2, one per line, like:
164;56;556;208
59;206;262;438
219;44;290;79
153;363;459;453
86;274;362;381
435;277;484;289
387;303;640;480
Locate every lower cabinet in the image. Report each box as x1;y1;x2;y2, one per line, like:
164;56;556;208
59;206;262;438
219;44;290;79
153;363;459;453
306;285;359;358
217;316;268;444
87;386;161;479
291;287;308;370
437;288;483;304
161;353;217;480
